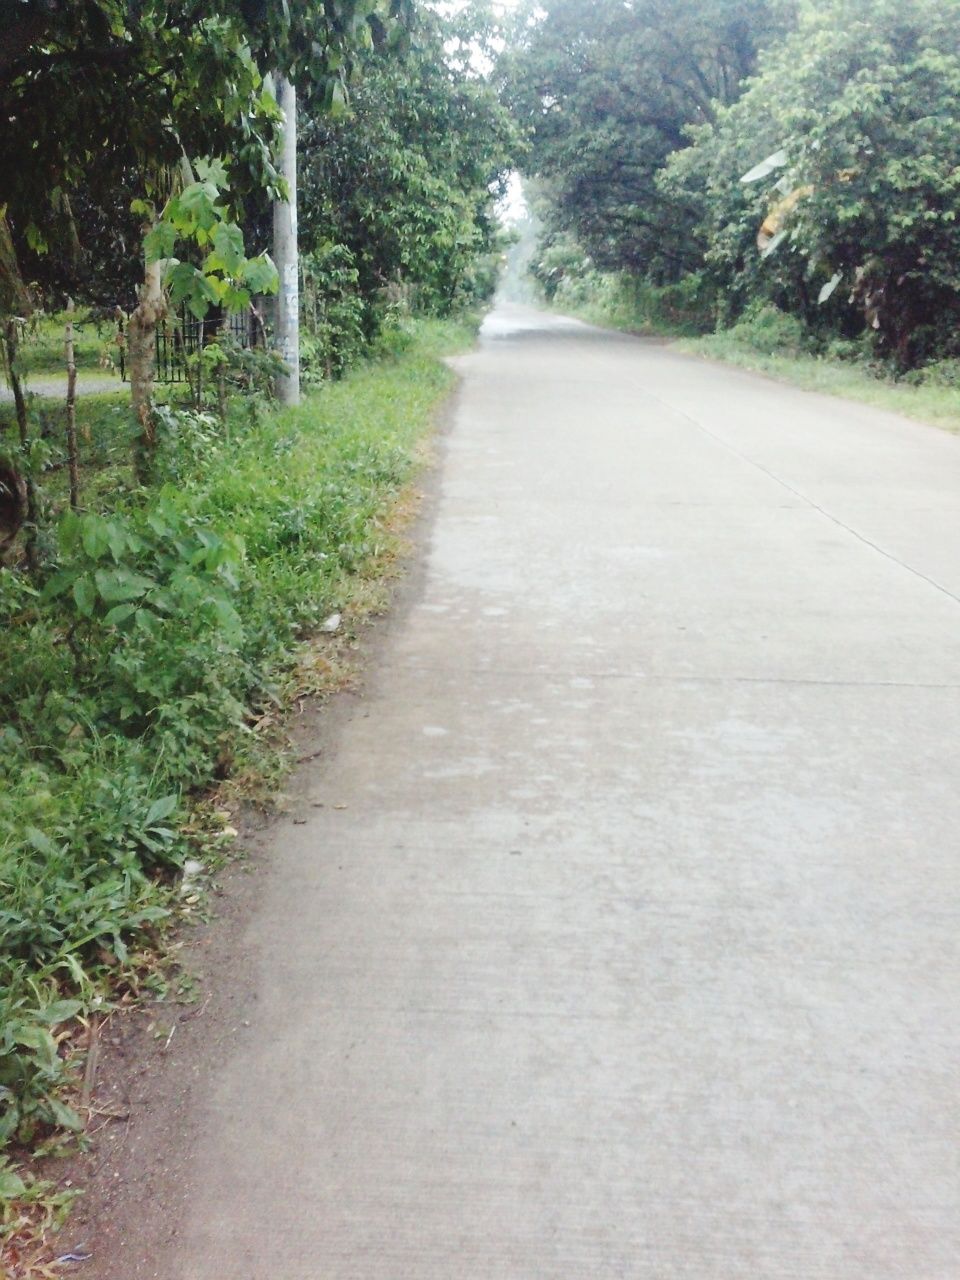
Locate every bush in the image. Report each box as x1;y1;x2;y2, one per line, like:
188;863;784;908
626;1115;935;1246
902;357;960;389
723;304;810;356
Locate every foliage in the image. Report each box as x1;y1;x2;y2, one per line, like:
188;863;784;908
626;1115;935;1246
660;0;960;365
516;0;960;371
298;3;518;327
715;302;810;357
0;316;472;1173
500;0;786;280
145;161;279;322
300;244;367;384
0;0;412;310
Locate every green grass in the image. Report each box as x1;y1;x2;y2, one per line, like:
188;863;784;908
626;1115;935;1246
8;311;120;378
0;314;476;1220
675;332;960;433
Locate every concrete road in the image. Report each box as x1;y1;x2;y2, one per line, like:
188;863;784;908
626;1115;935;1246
137;307;960;1277
0;372;121;403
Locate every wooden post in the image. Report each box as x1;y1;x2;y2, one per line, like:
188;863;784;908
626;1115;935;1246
65;300;80;510
128;248;166;483
3;319;37;568
217;359;227;426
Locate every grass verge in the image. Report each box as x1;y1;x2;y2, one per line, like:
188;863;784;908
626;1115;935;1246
0;313;476;1272
676;333;960;434
547;275;960;433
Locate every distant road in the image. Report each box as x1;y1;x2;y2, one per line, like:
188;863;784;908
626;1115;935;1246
0;372;122;402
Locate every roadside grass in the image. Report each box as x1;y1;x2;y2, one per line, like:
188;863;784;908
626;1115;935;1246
675;333;960;433
8;312;120;379
0;313;476;1271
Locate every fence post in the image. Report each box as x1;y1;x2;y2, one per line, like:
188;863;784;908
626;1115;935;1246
65;299;80;510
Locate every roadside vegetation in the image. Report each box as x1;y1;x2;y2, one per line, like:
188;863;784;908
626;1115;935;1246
502;0;960;422
0;314;475;1266
1;0;515;1262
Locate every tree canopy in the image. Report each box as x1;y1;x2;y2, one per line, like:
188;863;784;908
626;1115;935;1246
0;0;411;309
664;0;960;365
505;0;960;368
299;6;517;320
499;0;786;279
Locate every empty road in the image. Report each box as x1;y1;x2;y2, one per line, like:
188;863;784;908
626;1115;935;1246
102;306;960;1278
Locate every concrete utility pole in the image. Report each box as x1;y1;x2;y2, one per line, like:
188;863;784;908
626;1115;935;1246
273;77;300;405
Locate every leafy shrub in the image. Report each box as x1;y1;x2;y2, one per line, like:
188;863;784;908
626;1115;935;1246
902;357;960;389
300;244;367;385
723;303;810;356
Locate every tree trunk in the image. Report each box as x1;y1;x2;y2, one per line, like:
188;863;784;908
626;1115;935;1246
3;319;38;569
128;253;165;483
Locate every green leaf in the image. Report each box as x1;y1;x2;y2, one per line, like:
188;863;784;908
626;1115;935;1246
46;1097;84;1131
0;1165;26;1198
13;1026;58;1073
26;827;58;856
330;77;349;119
106;521;130;562
93;568;154;604
241;253;279;294
144;221;178;262
103;602;138;626
72;575;96;617
194;157;230;188
211;221;245;272
34;1001;82;1026
134;609;159;636
42;569;74;601
59;509;82;554
0;1111;21;1147
80;515;111;560
145;794;178;826
222;285;252;313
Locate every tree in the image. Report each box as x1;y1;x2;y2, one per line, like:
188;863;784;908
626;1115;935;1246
0;0;411;462
499;0;786;281
297;3;518;328
664;0;960;365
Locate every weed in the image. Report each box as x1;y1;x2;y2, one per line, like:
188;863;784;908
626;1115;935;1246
0;316;475;1240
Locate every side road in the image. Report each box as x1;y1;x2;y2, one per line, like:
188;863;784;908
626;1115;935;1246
91;304;960;1278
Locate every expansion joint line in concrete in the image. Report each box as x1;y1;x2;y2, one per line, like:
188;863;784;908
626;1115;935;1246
632;381;960;611
394;667;960;690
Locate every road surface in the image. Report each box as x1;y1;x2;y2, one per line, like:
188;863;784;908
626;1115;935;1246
0;372;120;402
100;306;960;1278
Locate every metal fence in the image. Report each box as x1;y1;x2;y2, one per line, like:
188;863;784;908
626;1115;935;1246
119;306;262;384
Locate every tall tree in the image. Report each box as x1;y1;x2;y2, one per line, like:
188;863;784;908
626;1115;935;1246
500;0;787;280
663;0;960;365
298;3;518;321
